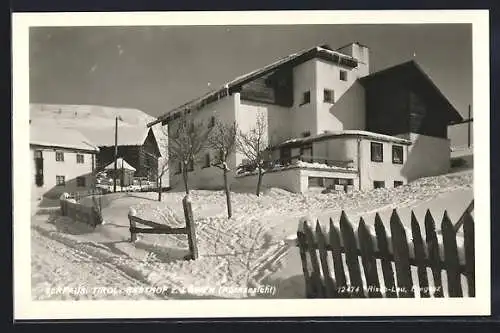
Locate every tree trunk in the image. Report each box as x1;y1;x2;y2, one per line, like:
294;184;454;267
256;168;263;197
223;168;232;218
182;168;189;195
158;176;162;201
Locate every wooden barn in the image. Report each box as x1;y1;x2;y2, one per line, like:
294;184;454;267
79;126;161;183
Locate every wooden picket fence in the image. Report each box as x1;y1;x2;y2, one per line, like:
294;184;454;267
128;195;199;260
296;201;475;298
60;193;103;227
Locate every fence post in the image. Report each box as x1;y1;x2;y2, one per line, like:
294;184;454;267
91;206;102;227
183;195;199;260
128;208;137;242
59;192;69;216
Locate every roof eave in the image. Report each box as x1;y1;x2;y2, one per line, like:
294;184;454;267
149;45;359;126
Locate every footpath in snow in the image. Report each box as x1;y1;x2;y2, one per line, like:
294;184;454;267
31;170;473;300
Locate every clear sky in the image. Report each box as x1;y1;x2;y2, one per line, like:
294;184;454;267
29;24;472;146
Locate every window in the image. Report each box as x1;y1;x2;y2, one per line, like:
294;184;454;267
76;154;84;164
323;89;335;103
35;174;43;187
370;142;383;162
340;70;348;81
175;161;182;175
308;177;324;187
394;181;404;188
392;145;404;164
373;181;385;189
301;131;311;137
300;144;313;163
76;176;86;187
56;175;65;186
35;150;44;187
55;151;64;162
300;91;311;106
203;153;211;168
187;158;194;172
280;147;292;165
208;116;216;128
336;178;354;186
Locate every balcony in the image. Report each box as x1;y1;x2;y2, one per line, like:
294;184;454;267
236;155;354;175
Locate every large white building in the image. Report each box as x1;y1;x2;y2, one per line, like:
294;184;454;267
30;123;99;200
149;42;463;193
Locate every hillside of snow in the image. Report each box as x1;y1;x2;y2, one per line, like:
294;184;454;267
31;169;473;300
29;103;168;157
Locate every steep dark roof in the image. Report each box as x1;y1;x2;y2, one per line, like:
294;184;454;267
360;60;463;124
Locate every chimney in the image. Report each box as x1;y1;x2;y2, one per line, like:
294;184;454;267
337;42;370;78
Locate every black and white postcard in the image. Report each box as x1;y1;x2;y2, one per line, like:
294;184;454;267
12;10;490;319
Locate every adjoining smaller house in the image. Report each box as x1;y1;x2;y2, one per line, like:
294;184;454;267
78;126;161;184
103;157;136;187
30;123;99;200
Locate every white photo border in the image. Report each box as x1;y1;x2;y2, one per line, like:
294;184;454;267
13;10;490;319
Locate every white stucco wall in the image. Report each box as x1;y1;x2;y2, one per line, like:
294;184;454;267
312;137;357;165
233;168;303;193
358;139;409;191
237;100;292;163
402;133;451;182
237;100;292;145
315;59;365;133
336;43;370;78
290;59;318;137
167;93;239;191
233;167;358;194
321;81;366;133
31;146;96;200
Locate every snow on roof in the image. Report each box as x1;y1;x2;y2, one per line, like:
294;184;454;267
148;44;358;127
78;126;150;147
104;157;136;171
277;130;412;147
30;124;99;152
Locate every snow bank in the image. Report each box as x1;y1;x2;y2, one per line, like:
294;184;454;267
32;169;473;299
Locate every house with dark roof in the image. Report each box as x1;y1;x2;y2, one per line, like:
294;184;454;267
78;126;161;183
149;42;463;193
30;123;100;200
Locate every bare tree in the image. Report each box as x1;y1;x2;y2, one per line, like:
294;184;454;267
208;120;238;218
236;112;269;197
154;126;169;201
168;112;212;195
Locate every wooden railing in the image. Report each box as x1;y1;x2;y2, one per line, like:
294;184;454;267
296;202;475;298
127;195;198;260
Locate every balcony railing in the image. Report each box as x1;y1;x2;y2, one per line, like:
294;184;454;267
286;155;354;168
237;155;354;174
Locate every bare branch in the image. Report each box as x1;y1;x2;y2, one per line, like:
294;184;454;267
167;112;213;194
208;120;238;166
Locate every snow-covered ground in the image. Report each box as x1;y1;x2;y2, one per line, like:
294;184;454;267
31;169;473;300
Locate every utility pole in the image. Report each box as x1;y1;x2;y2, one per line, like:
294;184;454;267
467;105;472;148
121;157;124;191
113;116;118;193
